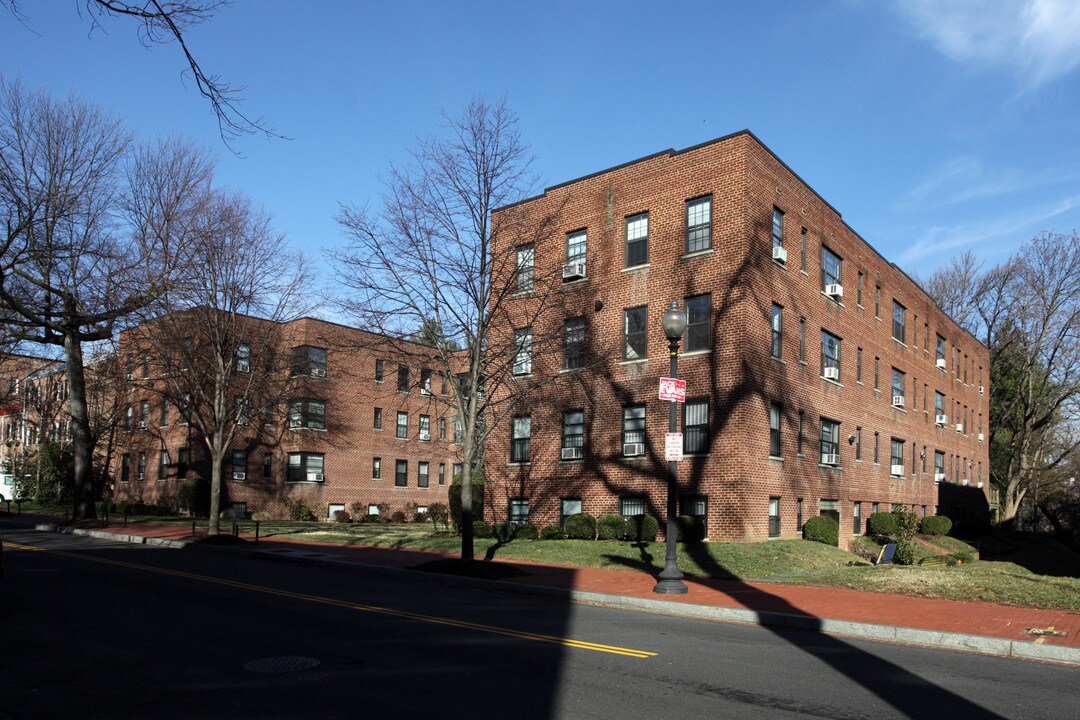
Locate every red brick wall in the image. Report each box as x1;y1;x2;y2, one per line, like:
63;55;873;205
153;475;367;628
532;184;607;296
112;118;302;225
486;131;990;545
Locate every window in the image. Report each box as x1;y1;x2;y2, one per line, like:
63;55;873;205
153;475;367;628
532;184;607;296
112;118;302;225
625;212;649;267
769;403;782;457
287;453;324;482
800;227;807;271
231;450;247;480
768;497;781;537
137;451;147;480
397;363;409;391
441;372;448;395
236;343;250;373
853;502;862;535
439;417;446;440
874;431;880;464
418;461;429;488
419;415;430;441
160;399;170;427
799;318;806;362
622;405;646;452
562;410;584;456
890;439;905;475
126;354;134;380
623;306;647;360
936;335;946;365
141;352;150;378
892;301;906;343
375;359;384;382
857;272;864;306
511;416;531;463
453;462;463;481
856;348;863;383
439;463;446;486
120;456;130;484
396;411;408;439
516;244;534;292
620;496;645;520
892;368;906;403
372;457;381;479
935;391;945;418
289;400;325;430
797;498;804;531
855;427;862;460
684;399;709;453
513;327;532;375
567;229;587;264
178;448;189;478
395;459;408;487
686;196;711;253
771;304;783;359
291;346;327;377
685;294;710;352
453;417;462;443
564;317;586;370
821;330;841;379
821;246;842;290
874;357;880;389
262;452;271;481
681;495;708;527
420;368;432;395
874;286;881;318
509;499;529;525
234;396;249;426
373;407;382;430
158;450;169;481
797;411;805;455
771;207;784;247
138;400;149;428
561;498;582;527
820;418;839;465
180;394;190;425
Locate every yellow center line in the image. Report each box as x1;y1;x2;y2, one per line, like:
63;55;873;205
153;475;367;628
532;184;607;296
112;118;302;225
4;541;657;659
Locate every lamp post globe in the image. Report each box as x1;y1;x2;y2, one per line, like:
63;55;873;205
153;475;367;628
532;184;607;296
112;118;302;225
655;300;689;595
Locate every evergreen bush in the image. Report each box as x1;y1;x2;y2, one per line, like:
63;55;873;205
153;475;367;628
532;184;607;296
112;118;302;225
540;524;564;540
332;509;351;523
867;511;898;536
514;523;539;540
472;520;493;539
919;515;953;536
625;514;659;542
564;512;597;540
596;514;627;541
676;515;706;543
449;482;484;532
802;515;839;546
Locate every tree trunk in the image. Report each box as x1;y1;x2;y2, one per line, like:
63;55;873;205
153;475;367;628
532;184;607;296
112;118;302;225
208;445;223;535
63;330;97;521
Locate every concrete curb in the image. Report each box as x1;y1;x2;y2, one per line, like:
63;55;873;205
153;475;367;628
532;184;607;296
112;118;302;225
36;523;1080;667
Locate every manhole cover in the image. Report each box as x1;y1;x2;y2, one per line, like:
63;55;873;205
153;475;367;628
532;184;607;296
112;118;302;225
243;656;321;673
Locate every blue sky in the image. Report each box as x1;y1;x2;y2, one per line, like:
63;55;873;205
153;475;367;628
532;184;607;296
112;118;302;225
3;0;1079;279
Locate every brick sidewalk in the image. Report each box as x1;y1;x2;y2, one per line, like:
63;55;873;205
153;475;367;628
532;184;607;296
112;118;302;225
13;515;1079;658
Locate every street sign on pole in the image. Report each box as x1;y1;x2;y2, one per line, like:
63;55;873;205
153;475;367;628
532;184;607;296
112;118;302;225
659;377;686;402
665;432;683;462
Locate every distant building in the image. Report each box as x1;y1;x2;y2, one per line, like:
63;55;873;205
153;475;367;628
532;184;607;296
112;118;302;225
485;130;990;544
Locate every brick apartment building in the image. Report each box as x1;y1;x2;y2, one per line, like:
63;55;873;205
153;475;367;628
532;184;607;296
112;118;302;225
0;353;65;502
486;130;990;544
112;315;462;519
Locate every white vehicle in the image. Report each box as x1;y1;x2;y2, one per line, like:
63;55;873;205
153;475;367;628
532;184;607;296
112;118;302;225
0;473;18;503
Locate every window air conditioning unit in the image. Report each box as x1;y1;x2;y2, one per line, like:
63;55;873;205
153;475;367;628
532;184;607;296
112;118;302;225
622;443;644;457
979;385;985;395
562;261;586;280
936;358;947;370
307;472;324;482
955;423;964;433
125;372;133;381
232;472;246;481
561;446;583;460
310;368;326;378
137;420;147;429
891;464;905;476
962;478;969;486
892;395;905;409
824;283;843;299
936;414;948;426
136;473;145;481
822;453;840;466
934;473;946;483
772;245;788;263
977;481;984;489
823;366;839;381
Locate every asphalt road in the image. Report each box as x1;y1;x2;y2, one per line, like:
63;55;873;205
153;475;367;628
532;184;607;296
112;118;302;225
1;522;1077;720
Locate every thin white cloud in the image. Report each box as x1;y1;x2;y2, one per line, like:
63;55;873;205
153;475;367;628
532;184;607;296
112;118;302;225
900;157;1080;209
898;191;1080;264
895;0;1080;86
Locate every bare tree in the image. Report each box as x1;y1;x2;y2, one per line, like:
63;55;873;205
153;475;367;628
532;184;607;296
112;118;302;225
921;232;1080;523
131;188;308;534
332;97;566;561
3;0;279;153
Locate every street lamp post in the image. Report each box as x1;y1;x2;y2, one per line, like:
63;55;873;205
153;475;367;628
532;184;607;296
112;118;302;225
654;301;689;595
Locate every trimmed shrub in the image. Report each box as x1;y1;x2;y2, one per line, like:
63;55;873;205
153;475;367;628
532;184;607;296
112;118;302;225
177;475;211;517
676;515;706;543
390;510;407;523
472;520;493;539
893;508;919;544
540;524;564;540
920;515;953;536
802;515;839;546
427;502;450;532
564;512;597;540
449;482;485;532
493;522;513;542
597;514;628;541
625;514;659;542
332;509;351;523
514;523;539;540
867;511;898;537
894;540;918;565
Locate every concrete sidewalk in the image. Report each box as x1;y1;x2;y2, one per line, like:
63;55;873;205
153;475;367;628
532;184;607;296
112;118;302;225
15;515;1080;666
